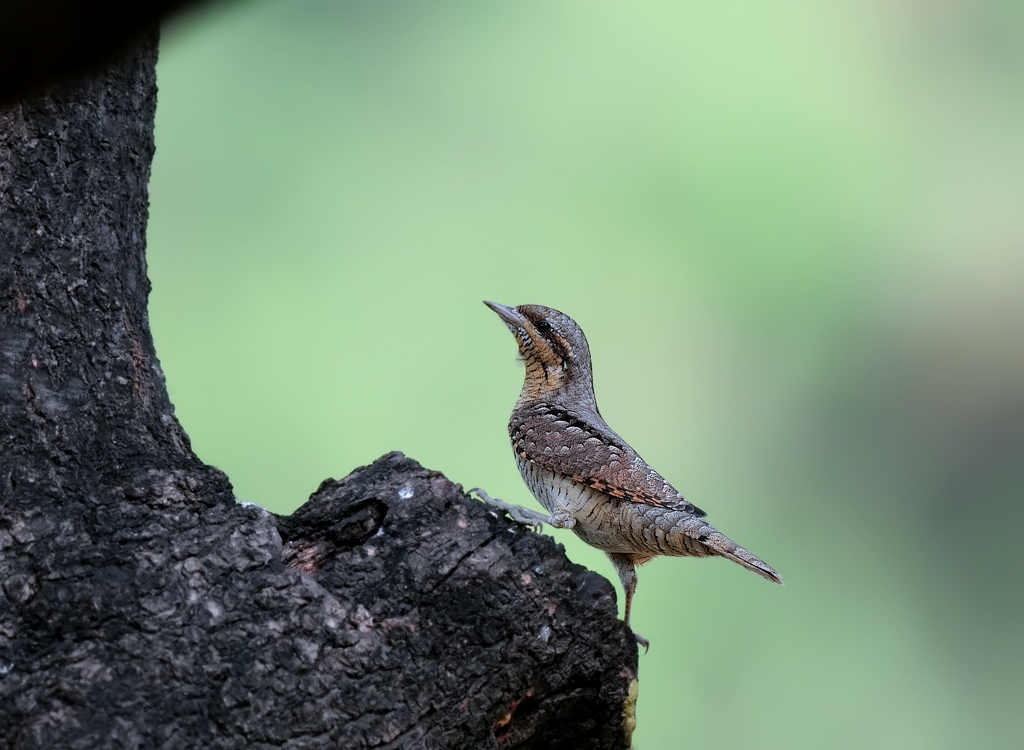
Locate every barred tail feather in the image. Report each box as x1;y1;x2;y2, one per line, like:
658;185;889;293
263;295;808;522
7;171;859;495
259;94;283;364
704;530;784;585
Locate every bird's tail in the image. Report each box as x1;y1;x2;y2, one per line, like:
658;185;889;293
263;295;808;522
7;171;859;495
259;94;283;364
701;528;784;585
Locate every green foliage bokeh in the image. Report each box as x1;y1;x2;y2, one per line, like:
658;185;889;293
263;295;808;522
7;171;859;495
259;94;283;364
148;1;1024;747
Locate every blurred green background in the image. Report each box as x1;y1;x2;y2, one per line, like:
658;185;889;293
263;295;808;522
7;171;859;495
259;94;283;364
148;1;1024;747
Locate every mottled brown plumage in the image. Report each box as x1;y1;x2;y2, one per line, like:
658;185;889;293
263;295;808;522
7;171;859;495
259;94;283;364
474;301;782;647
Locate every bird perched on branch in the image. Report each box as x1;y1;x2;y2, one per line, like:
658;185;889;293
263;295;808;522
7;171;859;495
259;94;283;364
473;302;782;648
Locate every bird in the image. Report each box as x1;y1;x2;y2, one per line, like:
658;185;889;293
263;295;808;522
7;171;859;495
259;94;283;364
473;301;782;648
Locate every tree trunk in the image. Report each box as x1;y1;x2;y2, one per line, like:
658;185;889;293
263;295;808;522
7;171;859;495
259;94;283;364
0;33;637;750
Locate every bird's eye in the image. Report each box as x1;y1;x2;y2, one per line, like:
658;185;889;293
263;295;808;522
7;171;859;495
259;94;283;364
535;321;552;335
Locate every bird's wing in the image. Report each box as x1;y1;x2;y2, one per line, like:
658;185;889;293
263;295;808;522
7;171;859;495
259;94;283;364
510;401;706;517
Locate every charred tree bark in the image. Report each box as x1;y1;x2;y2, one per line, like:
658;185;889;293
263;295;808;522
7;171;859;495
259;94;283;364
0;33;638;750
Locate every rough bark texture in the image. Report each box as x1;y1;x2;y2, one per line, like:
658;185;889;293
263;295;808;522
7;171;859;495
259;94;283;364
0;32;638;750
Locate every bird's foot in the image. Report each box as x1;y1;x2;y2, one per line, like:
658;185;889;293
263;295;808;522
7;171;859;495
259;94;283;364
546;509;577;529
632;630;650;653
469;488;575;533
470;488;546;531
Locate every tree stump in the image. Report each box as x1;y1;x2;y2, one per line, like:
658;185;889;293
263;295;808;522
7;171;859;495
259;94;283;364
0;32;637;749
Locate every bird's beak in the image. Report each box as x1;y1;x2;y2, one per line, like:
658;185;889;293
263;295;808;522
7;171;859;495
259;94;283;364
483;300;528;329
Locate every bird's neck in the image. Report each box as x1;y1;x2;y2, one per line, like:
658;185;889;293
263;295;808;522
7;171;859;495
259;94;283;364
516;362;599;414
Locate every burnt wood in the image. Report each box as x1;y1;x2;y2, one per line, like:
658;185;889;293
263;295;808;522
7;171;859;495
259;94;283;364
0;32;637;750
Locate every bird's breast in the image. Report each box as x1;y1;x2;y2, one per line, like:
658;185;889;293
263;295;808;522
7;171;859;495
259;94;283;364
514;454;714;558
513;455;650;554
515;453;590;516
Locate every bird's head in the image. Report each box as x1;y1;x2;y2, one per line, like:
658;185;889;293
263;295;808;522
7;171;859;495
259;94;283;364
483;301;596;405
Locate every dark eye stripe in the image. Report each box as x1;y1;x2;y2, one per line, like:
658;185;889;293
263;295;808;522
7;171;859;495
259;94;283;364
547;334;569;362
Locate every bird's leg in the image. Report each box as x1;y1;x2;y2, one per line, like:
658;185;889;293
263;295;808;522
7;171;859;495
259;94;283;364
608;553;649;651
469;488;577;532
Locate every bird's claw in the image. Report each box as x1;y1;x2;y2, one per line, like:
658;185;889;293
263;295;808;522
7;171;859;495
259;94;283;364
506;507;546;533
469;488;573;533
469;487;544;532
